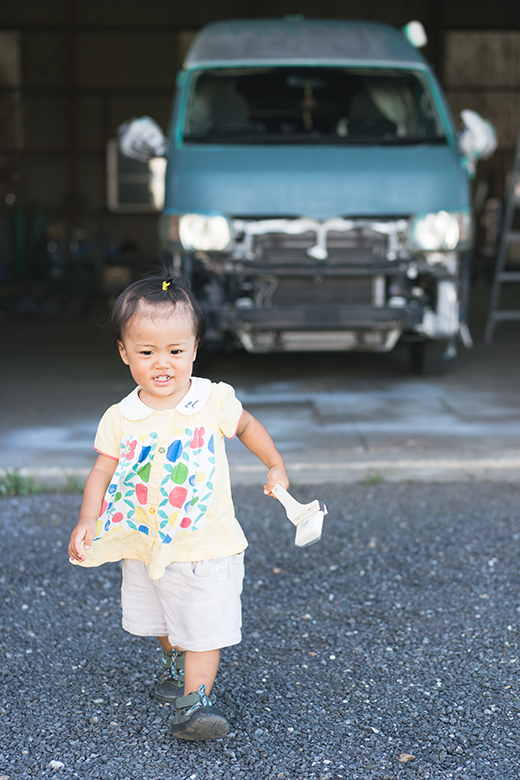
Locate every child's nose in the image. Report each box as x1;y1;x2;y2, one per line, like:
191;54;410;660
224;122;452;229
155;353;171;367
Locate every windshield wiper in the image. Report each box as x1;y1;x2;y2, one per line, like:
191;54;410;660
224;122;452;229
377;135;447;146
183;133;447;146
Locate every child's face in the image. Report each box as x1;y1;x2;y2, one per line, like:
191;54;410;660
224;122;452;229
117;303;198;410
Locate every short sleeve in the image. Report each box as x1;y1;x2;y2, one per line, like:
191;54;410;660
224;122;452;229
215;382;243;439
94;404;122;460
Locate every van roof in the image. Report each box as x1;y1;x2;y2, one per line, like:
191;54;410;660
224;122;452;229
184;19;427;69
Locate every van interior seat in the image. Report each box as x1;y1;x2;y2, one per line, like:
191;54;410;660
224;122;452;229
347;91;397;136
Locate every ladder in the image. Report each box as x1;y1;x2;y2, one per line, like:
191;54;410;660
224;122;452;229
484;129;520;343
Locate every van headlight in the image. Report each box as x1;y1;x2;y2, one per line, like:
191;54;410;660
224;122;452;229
179;214;232;252
411;210;471;251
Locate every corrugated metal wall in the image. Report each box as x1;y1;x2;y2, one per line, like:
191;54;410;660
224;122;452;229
0;2;519;283
444;31;520;150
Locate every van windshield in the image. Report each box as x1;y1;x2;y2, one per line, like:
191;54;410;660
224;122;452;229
182;67;446;145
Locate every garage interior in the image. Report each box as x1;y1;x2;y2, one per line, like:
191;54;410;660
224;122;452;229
0;0;519;329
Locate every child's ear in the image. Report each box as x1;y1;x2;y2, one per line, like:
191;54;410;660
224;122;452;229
117;340;129;365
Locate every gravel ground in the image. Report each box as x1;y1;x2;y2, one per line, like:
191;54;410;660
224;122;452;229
2;482;520;780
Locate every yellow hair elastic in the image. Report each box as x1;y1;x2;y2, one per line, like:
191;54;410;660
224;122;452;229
162;280;171;291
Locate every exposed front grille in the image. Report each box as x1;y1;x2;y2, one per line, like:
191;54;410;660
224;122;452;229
253;229;387;265
271;276;373;306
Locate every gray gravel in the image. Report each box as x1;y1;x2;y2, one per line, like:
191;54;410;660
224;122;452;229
2;482;520;780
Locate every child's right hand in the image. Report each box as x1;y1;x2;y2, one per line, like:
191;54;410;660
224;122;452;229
68;517;98;562
263;463;290;497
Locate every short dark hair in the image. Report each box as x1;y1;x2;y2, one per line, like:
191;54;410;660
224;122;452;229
110;276;206;346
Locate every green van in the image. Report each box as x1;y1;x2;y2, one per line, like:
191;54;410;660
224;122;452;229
121;19;496;372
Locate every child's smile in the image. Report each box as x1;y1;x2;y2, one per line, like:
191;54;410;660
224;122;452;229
117;303;198;410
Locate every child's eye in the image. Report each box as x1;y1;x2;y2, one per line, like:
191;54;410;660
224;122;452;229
140;350;152;356
170;349;182;355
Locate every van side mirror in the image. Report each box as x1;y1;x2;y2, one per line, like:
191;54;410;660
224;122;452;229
118;116;168;163
108;117;168;212
457;109;497;176
107;138;166;212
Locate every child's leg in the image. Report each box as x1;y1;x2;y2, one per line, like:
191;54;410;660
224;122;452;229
156;639;219;695
157;639;220;694
184;649;220;696
157;635;173;652
166;556;244;741
171;649;227;740
155;636;185;702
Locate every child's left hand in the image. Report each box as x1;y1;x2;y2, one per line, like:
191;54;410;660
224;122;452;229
263;464;289;497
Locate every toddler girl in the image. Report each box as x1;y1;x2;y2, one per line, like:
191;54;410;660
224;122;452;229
68;276;289;741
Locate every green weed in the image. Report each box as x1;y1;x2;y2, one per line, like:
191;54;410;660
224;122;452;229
363;471;384;485
0;469;42;496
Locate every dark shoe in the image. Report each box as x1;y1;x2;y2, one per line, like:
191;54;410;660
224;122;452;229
154;649;185;703
171;685;229;741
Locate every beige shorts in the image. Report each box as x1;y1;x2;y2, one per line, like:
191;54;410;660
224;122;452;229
121;553;245;652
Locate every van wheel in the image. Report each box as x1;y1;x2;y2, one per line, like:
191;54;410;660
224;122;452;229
409;340;451;375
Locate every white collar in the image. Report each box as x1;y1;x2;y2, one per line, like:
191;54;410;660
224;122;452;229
119;377;212;420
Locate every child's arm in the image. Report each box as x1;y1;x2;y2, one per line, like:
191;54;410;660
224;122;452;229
68;454;118;562
236;409;289;496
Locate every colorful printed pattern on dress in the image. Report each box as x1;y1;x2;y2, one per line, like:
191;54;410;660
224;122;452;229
158;426;215;543
93;427;215;545
94;432;158;540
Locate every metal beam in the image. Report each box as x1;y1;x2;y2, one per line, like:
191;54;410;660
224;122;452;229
0;86;174;94
66;0;78;227
0;23;193;32
0;22;518;32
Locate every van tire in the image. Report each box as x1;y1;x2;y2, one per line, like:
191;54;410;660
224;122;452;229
409;340;451;376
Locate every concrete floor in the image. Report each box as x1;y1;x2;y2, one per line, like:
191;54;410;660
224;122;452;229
2;285;520;485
